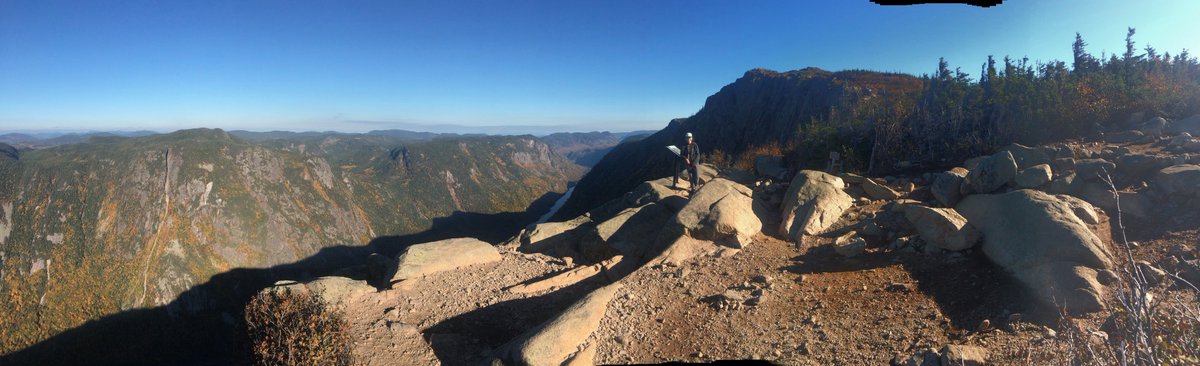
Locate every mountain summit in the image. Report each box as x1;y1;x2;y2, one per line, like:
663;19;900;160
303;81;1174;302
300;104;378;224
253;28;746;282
554;68;922;221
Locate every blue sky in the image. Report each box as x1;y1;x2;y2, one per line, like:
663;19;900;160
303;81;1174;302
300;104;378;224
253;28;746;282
1;0;1197;133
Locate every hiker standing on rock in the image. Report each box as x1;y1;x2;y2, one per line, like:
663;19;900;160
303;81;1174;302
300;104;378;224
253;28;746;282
673;132;701;193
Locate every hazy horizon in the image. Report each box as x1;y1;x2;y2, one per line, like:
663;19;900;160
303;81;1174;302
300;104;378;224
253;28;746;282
3;0;1198;133
0;121;660;137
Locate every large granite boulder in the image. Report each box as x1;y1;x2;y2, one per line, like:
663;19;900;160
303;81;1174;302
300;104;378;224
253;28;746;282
1116;153;1173;179
505;283;622;366
1070;180;1151;219
1000;143;1052;170
779;170;854;240
578;202;673;260
518;216;592;255
266;276;375;307
390;238;502;282
1014;164;1052;188
931;170;966;207
1140;116;1168;138
962;151;1018;194
627;177;687;207
673;178;761;249
1154;164;1200;199
956;190;1114;313
900;204;981;251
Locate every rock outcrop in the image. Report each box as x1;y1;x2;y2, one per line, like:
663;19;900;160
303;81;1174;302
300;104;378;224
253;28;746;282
507;256;626;294
518;217;592;256
962;151;1018;194
1014;164;1052;188
931;171;966;207
779;171;853;240
1116;153;1173;179
505;283;622;366
1075;158;1116;181
900;204;980;252
672;178;761;249
956;190;1113;313
1140;116;1168;138
1000;143;1051;170
266;276;375;307
390;238;503;282
862;178;901;200
1155;164;1200;200
579;202;674;260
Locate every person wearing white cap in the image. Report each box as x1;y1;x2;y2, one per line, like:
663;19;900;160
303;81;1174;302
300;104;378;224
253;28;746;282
673;132;701;193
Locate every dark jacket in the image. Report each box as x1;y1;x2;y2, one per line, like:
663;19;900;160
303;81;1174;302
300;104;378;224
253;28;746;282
682;142;700;166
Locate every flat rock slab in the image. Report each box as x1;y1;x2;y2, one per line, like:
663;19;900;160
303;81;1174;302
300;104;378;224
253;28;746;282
391;237;502;282
507;282;623;366
267;276;374;307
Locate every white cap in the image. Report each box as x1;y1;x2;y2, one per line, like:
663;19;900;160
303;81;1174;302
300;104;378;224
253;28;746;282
686;132;693;138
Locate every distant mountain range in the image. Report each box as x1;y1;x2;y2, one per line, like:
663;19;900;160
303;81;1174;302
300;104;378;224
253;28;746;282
0;131;159;149
0;128;584;354
1;128;653;169
540;131;654;167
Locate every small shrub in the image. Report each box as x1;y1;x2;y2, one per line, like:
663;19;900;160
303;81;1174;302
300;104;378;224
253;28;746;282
732;143;785;172
707;149;733;170
244;288;355;366
1054;174;1200;365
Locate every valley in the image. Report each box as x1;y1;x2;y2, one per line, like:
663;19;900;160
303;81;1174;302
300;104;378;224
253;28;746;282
0;129;584;357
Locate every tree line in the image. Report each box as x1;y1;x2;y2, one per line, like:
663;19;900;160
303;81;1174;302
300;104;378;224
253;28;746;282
787;28;1200;174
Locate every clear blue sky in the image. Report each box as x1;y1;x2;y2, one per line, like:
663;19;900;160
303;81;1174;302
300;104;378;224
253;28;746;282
1;0;1197;133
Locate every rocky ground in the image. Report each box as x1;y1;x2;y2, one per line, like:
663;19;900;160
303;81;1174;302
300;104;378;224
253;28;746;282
261;117;1200;365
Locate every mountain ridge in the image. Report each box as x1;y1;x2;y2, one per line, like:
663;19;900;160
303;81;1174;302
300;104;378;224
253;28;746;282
0;128;583;353
554;67;923;220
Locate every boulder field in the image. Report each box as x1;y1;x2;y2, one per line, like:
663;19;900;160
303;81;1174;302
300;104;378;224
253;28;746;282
250;116;1200;365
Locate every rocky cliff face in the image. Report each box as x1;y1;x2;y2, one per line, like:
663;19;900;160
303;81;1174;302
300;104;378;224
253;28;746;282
554;68;922;220
0;128;582;353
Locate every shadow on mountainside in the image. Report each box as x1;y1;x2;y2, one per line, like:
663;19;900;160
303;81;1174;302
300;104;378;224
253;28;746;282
0;192;562;366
